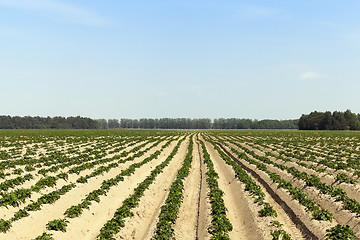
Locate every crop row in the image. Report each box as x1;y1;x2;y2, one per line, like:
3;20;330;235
96;136;189;239
0;137;142;183
199;138;232;239
32;137;180;238
226;138;360;216
211;135;357;239
205;137;291;239
153;137;194;239
0;138;167;209
0;137;173;234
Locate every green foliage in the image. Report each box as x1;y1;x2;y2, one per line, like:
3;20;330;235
76;176;88;183
154;139;193;239
271;221;283;228
0;219;11;233
259;203;278;217
38;191;61;205
299;110;360;130
336;173;355;184
25;165;35;172
11;209;29;221
0;188;32;207
271;229;292;240
225;138;337;221
343;198;360;214
13;168;24;175
57;172;68;181
325;224;357;240
33;233;54;240
0;115;98;129
312;209;333;221
46;219;69;232
25;201;42;211
2;128;360;240
97;137;186;240
0;174;33;191
64;205;83;218
31;176;57;192
199;140;232;239
118;118;212;129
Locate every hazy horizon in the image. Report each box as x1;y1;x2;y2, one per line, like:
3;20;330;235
1;1;360;120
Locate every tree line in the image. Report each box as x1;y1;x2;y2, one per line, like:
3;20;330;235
96;118;298;129
298;110;360;130
0;116;98;129
96;118;212;129
3;111;359;130
212;118;298;129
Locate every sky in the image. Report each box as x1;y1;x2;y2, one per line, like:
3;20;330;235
1;0;360;120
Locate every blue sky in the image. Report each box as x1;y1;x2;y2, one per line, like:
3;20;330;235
1;0;360;120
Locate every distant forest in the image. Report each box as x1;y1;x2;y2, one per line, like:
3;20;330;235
97;118;299;130
299;110;360;130
0;116;298;130
0;116;98;129
2;111;359;130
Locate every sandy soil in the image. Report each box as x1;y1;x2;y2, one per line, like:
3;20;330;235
0;140;156;220
49;139;179;240
204;140;263;240
224;140;339;239
246;137;360;184
244;141;360;203
0;140;171;240
220;136;307;239
0;138;141;185
2;132;359;240
235;141;360;238
173;135;211;240
114;137;189;239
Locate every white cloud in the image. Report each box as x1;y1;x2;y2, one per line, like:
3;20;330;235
298;71;327;80
0;0;109;26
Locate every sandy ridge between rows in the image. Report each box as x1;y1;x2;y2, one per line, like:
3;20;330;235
0;139;171;239
114;136;189;239
173;135;211;240
224;141;337;239
242;140;360;203
1;139;121;177
214;135;306;239
232;141;360;238
0;139;144;193
203;139;264;240
49;139;180;240
236;136;360;184
0;140;155;220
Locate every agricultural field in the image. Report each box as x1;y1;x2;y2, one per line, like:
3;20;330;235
0;129;359;240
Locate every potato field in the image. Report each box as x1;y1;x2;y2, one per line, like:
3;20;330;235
0;129;359;240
